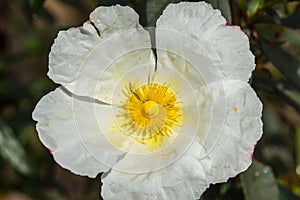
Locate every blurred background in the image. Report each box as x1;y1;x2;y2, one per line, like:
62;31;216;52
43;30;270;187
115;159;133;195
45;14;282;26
0;0;299;199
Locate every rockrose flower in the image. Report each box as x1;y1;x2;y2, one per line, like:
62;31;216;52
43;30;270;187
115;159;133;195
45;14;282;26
33;2;263;199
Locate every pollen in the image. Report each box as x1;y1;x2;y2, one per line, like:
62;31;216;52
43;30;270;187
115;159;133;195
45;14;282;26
119;82;182;146
233;106;238;112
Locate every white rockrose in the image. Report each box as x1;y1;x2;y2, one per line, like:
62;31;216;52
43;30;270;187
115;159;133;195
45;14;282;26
33;2;263;199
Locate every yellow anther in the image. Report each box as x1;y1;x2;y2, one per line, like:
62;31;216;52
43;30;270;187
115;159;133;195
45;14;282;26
233;106;238;112
142;101;160;118
120;83;181;140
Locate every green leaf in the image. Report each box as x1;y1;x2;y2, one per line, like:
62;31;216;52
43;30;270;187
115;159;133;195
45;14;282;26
30;0;45;12
205;0;232;24
248;0;264;16
0;60;6;72
146;0;180;26
256;23;300;49
282;10;300;29
278;83;300;106
18;0;33;23
253;71;300;113
0;119;32;175
275;81;300;113
248;0;260;16
24;34;42;54
235;0;247;11
279;185;300;200
146;0;232;26
296;127;300;176
240;160;280;200
260;39;300;89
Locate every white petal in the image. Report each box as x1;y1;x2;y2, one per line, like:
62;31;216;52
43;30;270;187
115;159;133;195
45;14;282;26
155;50;219;92
154;56;228;160
212;25;255;81
90;5;139;36
206;80;263;183
48;21;98;86
156;2;225;42
32;87;108;177
101;141;211;200
156;2;255;81
48;5;153;103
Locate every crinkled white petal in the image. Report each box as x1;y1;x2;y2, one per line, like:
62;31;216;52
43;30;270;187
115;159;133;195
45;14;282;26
157;2;226;43
212;25;255;81
89;5;139;36
101;140;211;200
153;52;227;164
48;24;96;85
155;49;220;93
156;2;255;81
32;87;108;177
205;80;263;183
48;5;154;103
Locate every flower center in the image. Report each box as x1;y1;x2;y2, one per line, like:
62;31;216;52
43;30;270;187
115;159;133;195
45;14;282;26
120;83;181;141
142;101;159;118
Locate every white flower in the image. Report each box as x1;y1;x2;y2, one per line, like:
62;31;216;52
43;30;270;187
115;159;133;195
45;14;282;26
32;2;263;200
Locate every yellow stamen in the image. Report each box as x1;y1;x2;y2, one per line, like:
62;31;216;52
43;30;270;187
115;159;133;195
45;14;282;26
142;101;159;118
119;82;181;147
